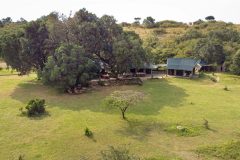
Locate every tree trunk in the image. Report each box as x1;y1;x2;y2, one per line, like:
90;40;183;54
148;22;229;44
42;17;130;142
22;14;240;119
121;111;126;119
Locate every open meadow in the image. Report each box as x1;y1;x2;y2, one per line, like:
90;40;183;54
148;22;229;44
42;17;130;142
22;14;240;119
1;70;240;160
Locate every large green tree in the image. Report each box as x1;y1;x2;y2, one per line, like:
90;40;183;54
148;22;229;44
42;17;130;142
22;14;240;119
42;44;99;92
205;16;215;21
20;20;50;72
67;10;146;77
142;16;156;28
194;38;225;65
1;8;147;85
0;17;12;27
109;31;146;77
0;23;31;73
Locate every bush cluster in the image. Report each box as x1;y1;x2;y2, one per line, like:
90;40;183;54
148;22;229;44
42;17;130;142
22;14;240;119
21;99;46;117
85;127;93;137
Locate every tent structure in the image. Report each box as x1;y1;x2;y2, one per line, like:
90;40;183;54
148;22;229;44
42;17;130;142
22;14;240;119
167;58;201;77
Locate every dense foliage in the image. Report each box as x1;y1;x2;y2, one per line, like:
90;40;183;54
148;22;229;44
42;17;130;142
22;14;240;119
42;44;99;91
24;99;46;117
1;11;240;84
230;50;240;75
0;9;146;91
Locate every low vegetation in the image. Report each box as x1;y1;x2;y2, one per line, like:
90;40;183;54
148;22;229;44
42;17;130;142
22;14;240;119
196;141;240;160
100;145;139;160
85;127;93;138
164;124;202;137
20;99;46;117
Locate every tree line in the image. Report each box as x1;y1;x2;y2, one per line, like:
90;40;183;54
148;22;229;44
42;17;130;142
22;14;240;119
1;11;240;90
0;9;146;92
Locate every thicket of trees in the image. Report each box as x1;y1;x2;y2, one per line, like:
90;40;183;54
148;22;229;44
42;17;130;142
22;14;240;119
0;9;146;91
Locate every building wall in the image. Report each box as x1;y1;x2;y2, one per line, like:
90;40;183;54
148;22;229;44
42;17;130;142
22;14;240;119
167;69;194;77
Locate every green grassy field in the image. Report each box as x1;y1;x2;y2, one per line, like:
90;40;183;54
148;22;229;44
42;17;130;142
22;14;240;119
1;70;240;160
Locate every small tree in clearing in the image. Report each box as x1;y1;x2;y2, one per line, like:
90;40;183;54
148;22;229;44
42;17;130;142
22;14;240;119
105;90;144;119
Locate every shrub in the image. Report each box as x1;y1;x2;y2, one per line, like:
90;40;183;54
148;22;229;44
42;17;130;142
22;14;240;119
24;99;46;117
176;29;204;42
85;127;93;137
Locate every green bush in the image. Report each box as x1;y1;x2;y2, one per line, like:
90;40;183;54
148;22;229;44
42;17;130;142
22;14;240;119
85;127;93;137
24;99;46;117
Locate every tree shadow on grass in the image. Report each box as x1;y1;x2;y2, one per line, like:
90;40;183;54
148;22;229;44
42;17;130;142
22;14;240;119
18;110;51;120
126;79;188;115
116;118;166;140
10;79;188;116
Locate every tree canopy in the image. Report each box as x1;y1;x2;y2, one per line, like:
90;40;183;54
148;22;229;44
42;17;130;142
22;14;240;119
0;9;146;90
205;16;215;21
230;50;240;75
42;44;99;91
194;38;225;65
142;16;156;28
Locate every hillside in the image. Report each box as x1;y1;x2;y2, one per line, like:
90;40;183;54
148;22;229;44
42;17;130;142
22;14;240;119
125;21;240;41
124;21;240;69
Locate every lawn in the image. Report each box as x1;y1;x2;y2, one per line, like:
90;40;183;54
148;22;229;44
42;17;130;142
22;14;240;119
1;71;240;160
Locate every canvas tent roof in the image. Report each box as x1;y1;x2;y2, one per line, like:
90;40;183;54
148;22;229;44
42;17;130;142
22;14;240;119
167;58;200;71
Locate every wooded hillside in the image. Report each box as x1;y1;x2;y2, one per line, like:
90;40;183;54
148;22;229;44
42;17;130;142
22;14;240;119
124;20;240;72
